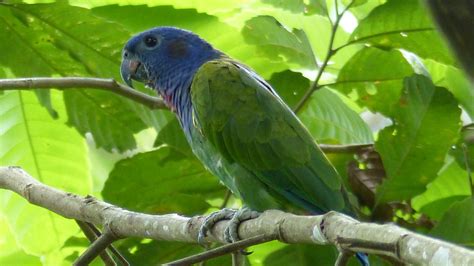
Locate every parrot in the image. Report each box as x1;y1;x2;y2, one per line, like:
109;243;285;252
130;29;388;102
120;26;369;265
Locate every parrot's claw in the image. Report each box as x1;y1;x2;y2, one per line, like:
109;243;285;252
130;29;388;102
197;208;261;246
224;207;260;243
198;208;237;246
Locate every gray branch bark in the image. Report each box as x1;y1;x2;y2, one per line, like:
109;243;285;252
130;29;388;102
1;166;473;265
0;77;166;109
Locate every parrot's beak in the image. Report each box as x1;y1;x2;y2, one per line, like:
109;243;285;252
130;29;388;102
120;58;148;88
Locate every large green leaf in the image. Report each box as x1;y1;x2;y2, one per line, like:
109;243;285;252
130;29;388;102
335;47;414;115
268;70;309;109
0;3;165;152
375;75;462;203
350;0;454;65
0;90;91;255
430;197;474;247
0;216;41;265
242;15;316;69
300;88;374;144
154;118;193;156
102;146;225;215
261;0;327;16
411;157;471;220
425;60;474;119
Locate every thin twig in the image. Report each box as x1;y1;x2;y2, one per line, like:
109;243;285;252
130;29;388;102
335;249;353;266
219;190;233;209
461;143;474;195
74;228;119;266
76;220;116;266
0;77;166;109
293;0;355;113
165;234;276;266
231;252;246;266
80;222;130;266
319;143;373;153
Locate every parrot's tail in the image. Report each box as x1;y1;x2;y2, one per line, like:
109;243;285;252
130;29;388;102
356;252;370;266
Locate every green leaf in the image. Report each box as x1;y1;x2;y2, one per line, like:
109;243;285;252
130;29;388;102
0;3;167;152
430;197;474;247
375;75;462;203
268;70;309;108
154;118;193;156
425;60;474;119
0;251;41;266
350;0;454;65
259;0;327;16
0;216;41;265
63;90;146;152
411;157;471;220
335;47;415;115
0;90;91;255
102;146;225;215
242;15;316;69
305;0;328;16
261;0;307;14
300;88;374;144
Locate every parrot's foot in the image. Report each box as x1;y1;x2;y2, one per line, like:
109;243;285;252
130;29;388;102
198;207;261;245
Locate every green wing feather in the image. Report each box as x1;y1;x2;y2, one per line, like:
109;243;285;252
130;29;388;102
191;59;352;214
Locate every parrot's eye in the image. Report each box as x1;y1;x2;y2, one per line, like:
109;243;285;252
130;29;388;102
144;35;158;48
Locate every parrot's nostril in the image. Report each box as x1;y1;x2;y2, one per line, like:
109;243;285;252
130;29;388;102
123;51;129;58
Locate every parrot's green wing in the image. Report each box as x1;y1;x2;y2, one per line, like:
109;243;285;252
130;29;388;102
191;60;352;214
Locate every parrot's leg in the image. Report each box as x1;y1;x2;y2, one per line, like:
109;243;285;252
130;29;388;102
224;207;260;243
198;208;237;245
198;207;260;245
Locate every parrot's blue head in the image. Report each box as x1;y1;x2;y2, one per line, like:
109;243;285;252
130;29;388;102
120;27;222;98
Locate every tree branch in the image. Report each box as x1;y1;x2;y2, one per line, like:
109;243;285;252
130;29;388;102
0;77;166;109
319;143;373;153
1;166;473;265
293;0;354;113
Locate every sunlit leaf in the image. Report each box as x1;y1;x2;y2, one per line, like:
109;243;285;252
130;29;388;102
0;3;156;152
0;90;91;255
350;0;454;65
425;60;474;119
335;47;414;115
430;197;474;247
375;75;462;203
300;88;373;144
411;157;471;220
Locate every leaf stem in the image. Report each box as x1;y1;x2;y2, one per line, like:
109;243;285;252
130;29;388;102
293;0;355;113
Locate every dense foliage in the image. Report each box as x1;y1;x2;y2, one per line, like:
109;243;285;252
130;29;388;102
0;0;472;265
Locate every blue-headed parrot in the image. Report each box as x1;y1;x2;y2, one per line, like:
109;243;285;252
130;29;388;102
120;27;368;265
